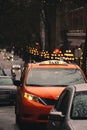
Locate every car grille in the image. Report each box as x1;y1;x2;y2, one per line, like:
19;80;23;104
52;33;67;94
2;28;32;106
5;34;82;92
0;90;11;94
38;114;48;120
0;90;16;101
41;98;57;106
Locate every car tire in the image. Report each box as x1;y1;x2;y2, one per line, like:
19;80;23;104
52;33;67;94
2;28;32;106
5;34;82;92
15;102;21;125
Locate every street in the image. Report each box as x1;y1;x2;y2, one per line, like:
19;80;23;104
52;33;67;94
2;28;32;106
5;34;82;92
0;1;86;130
0;105;18;130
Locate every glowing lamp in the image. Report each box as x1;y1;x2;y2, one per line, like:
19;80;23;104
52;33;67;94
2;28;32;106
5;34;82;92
54;48;60;54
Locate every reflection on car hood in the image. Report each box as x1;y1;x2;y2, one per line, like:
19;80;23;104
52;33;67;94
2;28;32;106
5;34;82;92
25;86;65;99
70;120;87;130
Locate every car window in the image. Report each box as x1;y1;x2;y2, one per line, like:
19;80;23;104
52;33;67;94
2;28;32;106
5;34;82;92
26;68;85;86
71;91;87;119
4;69;12;76
54;90;70;115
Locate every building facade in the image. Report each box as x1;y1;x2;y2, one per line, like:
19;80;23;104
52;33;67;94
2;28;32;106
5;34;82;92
56;0;87;51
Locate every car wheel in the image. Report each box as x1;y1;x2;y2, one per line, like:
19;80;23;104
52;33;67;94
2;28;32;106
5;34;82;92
16;113;20;124
35;123;47;130
16;115;26;129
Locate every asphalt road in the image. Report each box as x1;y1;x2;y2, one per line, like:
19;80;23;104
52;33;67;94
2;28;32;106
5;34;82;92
0;105;19;130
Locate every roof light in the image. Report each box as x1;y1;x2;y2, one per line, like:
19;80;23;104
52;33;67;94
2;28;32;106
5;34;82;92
39;59;68;65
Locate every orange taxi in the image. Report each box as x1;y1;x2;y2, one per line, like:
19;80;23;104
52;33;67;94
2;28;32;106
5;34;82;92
15;60;87;125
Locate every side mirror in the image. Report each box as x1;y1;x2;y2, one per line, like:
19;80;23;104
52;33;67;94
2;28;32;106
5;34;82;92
14;80;21;86
48;111;65;121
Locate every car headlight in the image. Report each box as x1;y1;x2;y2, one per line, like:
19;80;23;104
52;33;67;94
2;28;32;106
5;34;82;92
23;92;47;105
12;70;15;73
18;69;21;72
24;92;39;102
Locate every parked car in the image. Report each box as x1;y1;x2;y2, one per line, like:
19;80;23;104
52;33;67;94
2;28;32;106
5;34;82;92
47;83;87;130
15;60;87;125
0;76;17;105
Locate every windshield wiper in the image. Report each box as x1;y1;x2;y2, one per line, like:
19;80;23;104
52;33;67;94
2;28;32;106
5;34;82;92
26;84;67;87
26;84;47;86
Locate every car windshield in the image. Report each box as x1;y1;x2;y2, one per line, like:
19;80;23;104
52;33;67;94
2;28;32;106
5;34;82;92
0;77;13;85
4;69;12;76
70;91;87;119
26;68;85;86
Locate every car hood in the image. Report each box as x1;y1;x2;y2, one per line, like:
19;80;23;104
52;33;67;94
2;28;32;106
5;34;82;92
0;85;17;90
70;120;87;130
25;86;65;99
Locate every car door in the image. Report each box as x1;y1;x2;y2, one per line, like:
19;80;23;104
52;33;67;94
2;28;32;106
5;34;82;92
48;89;71;130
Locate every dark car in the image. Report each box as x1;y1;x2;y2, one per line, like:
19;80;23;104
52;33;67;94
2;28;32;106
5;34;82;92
47;83;87;130
0;76;17;105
